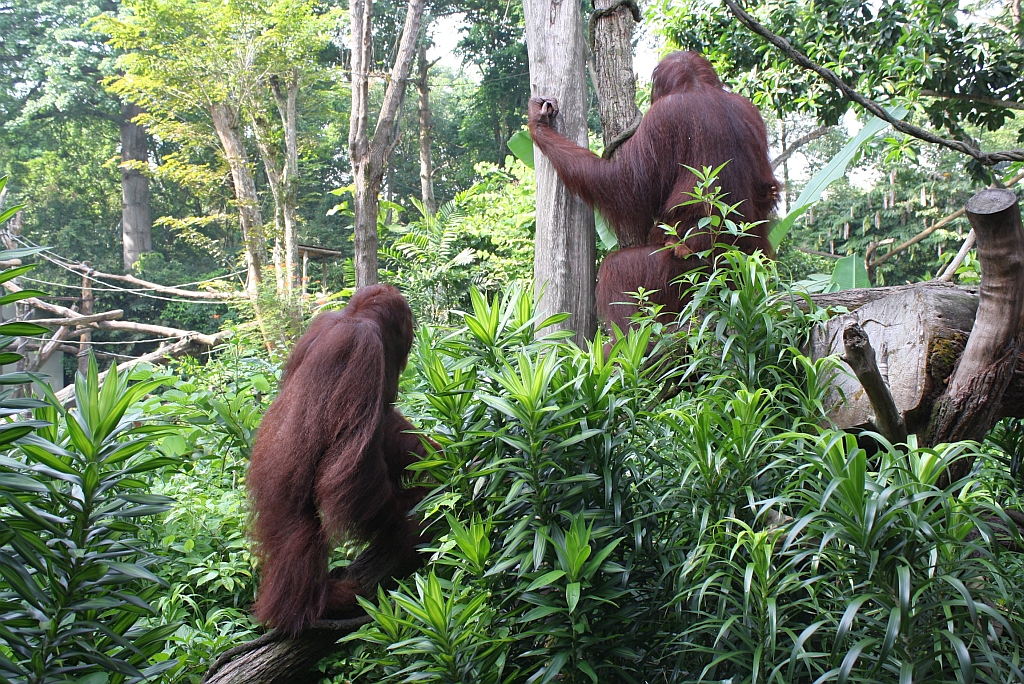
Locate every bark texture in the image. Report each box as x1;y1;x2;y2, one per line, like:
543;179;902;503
589;0;641;156
349;0;425;287
211;103;265;293
926;189;1024;471
271;71;300;292
120;102;152;271
523;0;597;344
841;323;908;444
416;42;437;216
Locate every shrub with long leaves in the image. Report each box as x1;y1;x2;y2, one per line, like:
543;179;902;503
327;242;1024;684
0;359;180;683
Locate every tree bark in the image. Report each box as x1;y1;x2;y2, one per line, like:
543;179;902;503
120;102;152;271
252;118;285;294
416;42;437;216
349;0;425;288
211;103;265;293
926;189;1024;474
841;324;908;444
271;71;301;293
589;0;641;152
523;0;597;344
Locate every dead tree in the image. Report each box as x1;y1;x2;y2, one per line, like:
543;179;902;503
813;188;1024;478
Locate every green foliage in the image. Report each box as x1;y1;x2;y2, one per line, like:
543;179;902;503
768;109;907;250
137;349;272;682
378;161;535;325
654;0;1024;146
0;358;180;683
328;247;1024;682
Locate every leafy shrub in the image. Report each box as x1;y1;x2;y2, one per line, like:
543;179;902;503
138;351;272;683
330;254;1024;683
0;359;179;684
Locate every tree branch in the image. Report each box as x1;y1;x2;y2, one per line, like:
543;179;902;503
842;324;908;443
723;0;1024;165
771;125;831;171
65;264;238;300
920;89;1024;112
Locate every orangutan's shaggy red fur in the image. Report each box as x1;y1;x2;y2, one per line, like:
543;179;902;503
247;284;429;635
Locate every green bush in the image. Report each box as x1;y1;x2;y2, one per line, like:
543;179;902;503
138;351;272;683
330;254;1024;683
0;359;179;684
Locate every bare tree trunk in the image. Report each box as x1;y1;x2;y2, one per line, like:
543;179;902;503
120;102;152;271
589;0;641;153
349;0;425;288
271;71;301;293
252;121;285;295
524;0;597;344
926;188;1024;475
416;41;437;216
211;103;265;293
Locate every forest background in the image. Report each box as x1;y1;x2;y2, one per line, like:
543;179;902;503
1;0;1024;681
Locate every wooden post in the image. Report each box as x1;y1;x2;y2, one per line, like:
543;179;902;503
79;267;93;374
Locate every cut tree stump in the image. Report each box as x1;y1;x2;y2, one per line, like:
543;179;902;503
810;285;982;433
811;188;1024;452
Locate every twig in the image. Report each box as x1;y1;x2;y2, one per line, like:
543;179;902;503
842;324;908;444
937;229;977;281
723;0;1024;165
771;125;832;171
30;324;75;372
65;263;237;300
920;89;1024;112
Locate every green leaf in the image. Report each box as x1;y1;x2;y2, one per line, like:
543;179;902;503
829;254;871;290
0;265;38;285
0;322;50;336
0;204;24;226
595;211;617;250
0;290;48;307
0;247;46;262
566;581;581;613
525;570;566;591
769;106;908;249
507;129;535;169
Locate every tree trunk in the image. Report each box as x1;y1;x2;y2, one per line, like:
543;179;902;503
589;0;641;153
120;102;152;271
252;119;285;295
416;41;437;216
211;103;265;293
523;0;597;344
926;189;1024;479
349;0;425;288
271;71;301;293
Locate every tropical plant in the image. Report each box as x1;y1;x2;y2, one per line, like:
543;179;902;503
381;188;481;325
0;358;180;683
328;250;1024;682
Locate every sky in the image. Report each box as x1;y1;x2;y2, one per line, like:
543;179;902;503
428;14;662;85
